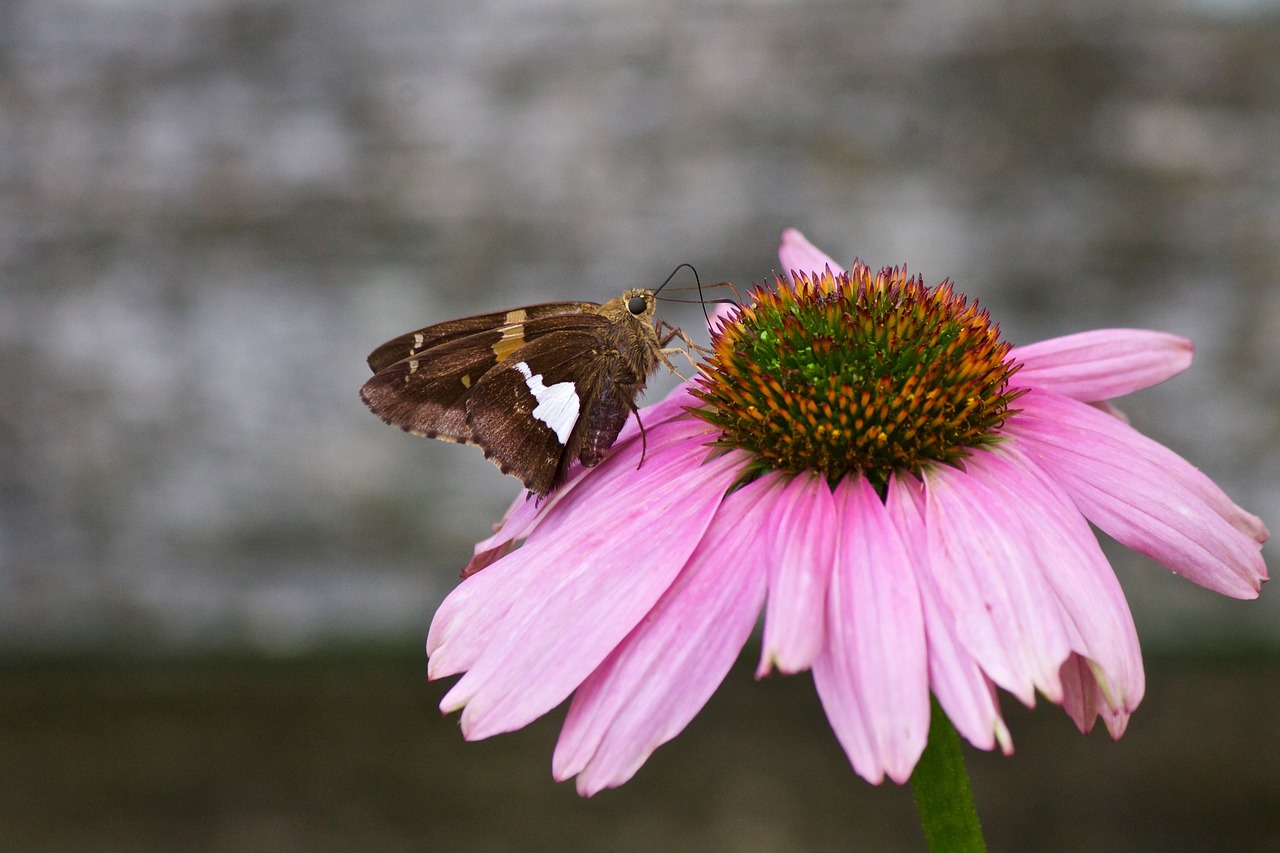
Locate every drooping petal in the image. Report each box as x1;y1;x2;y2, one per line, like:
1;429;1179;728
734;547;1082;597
1091;400;1129;423
553;475;777;795
1011;329;1193;402
921;459;1077;706
1060;653;1131;739
431;426;746;741
461;500;528;578
968;448;1145;718
884;475;1012;755
1006;390;1268;598
757;471;837;676
812;475;929;784
779;227;845;278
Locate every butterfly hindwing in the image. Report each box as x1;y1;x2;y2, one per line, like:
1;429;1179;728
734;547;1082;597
359;334;498;441
465;328;619;496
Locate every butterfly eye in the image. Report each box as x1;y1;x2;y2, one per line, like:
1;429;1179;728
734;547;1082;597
627;295;647;315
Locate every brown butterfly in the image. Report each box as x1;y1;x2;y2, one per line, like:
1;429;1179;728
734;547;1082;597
360;279;702;497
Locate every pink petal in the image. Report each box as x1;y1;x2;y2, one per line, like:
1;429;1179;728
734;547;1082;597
921;460;1077;706
431;425;746;740
1011;329;1193;401
922;587;1014;756
968;449;1145;716
884;475;1012;755
756;471;838;676
427;538;543;676
427;411;716;673
516;398;718;552
709;300;741;328
1006;390;1268;598
812;475;929;784
552;475;777;795
778;228;845;278
463;384;709;571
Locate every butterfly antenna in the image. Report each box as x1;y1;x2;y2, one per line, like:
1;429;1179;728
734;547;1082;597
655;263;712;328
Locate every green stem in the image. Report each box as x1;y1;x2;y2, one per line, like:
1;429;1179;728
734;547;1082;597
909;697;986;852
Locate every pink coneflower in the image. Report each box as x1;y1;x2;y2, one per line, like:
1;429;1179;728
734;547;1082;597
426;229;1268;796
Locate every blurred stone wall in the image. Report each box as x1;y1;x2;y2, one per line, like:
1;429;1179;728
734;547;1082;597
2;0;1277;653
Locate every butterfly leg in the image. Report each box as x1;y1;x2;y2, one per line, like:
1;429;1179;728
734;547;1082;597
656;320;709;379
630;402;649;468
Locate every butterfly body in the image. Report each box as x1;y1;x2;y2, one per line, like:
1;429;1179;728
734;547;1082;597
361;289;691;496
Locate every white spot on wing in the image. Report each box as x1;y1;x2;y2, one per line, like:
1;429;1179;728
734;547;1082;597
515;362;579;445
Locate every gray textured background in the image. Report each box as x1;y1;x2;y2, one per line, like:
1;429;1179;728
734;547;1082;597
3;0;1276;655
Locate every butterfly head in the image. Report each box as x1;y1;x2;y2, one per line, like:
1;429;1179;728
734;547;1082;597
622;289;657;324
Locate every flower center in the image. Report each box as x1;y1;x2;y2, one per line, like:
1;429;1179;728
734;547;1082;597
692;264;1022;488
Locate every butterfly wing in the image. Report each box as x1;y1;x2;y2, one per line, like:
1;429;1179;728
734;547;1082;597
360;332;499;442
365;302;593;373
465;326;621;496
360;309;607;446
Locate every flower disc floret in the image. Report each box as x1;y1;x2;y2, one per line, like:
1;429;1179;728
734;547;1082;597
693;264;1023;487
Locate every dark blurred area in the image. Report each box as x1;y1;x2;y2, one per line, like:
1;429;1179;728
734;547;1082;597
1;0;1277;849
2;650;1278;852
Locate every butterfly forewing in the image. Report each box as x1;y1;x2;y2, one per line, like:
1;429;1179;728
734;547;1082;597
360;309;609;441
365;302;594;373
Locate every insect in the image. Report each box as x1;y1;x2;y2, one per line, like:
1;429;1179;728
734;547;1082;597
359;270;704;497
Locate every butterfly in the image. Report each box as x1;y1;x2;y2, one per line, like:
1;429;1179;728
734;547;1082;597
360;284;701;496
